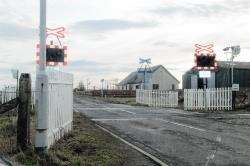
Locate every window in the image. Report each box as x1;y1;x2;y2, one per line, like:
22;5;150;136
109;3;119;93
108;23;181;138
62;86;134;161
172;84;175;90
136;85;140;89
153;84;159;90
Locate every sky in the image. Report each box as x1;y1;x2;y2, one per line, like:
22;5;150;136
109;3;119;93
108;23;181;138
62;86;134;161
1;0;250;89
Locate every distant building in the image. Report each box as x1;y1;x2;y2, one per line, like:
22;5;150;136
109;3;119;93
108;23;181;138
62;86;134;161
117;65;180;90
182;61;250;89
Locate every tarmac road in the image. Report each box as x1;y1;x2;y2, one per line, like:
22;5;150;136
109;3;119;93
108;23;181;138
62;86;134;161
74;96;250;166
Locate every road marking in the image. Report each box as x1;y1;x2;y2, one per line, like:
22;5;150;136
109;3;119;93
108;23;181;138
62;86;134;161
205;135;221;166
74;106;136;115
237;114;250;117
96;124;169;166
103;106;136;115
158;119;206;132
102;109;115;113
119;109;136;115
92;118;148;122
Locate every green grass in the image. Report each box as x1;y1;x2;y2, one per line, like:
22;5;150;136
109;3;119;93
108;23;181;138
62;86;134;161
0;114;17;156
106;97;136;105
94;97;147;106
14;113;127;166
0;116;10;128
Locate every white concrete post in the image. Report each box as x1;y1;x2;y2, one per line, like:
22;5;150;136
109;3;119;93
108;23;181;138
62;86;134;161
35;0;48;151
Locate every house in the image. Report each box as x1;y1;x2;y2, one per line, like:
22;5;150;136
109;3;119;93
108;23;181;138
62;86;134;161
117;65;180;90
182;61;250;89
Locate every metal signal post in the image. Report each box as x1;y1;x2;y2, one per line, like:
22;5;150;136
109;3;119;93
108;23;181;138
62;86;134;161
35;0;47;152
138;58;152;90
223;46;241;86
39;0;47;71
223;45;241;110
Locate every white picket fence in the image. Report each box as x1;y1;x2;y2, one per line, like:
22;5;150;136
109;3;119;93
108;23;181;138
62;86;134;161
184;88;232;111
0;91;16;104
136;90;178;108
35;70;73;148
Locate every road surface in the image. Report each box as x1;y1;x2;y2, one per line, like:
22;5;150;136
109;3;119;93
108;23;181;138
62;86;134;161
74;96;250;166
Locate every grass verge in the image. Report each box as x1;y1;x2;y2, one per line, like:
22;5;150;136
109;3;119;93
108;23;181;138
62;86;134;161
93;97;147;107
13;112;133;166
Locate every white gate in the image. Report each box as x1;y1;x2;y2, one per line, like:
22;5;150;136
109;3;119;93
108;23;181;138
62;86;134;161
35;70;73;148
184;88;232;111
136;90;178;108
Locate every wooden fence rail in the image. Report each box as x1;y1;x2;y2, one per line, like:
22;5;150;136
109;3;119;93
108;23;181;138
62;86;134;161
0;98;19;115
184;88;232;111
0;91;16;105
136;90;178;108
0;73;31;155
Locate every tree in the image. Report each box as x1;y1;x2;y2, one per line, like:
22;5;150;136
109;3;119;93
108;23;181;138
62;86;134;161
78;81;85;91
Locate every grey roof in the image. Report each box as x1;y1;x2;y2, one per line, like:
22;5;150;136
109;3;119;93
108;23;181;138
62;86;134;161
218;61;250;69
118;65;179;86
185;61;250;75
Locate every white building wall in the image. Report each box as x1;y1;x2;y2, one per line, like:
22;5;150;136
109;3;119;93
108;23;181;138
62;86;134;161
150;66;179;90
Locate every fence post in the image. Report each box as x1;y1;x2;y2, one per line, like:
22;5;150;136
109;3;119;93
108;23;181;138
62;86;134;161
17;73;31;151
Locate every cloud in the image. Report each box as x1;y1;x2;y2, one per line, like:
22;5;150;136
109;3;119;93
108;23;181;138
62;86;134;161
151;0;250;18
72;19;158;33
68;59;136;75
152;40;181;47
152;4;225;17
0;68;10;75
68;59;111;74
1;0;250;88
0;22;36;40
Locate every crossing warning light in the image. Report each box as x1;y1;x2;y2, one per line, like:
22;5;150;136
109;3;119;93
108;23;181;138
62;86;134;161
196;54;215;67
193;44;218;71
194;53;218;71
46;27;65;38
46;47;64;62
36;44;68;66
